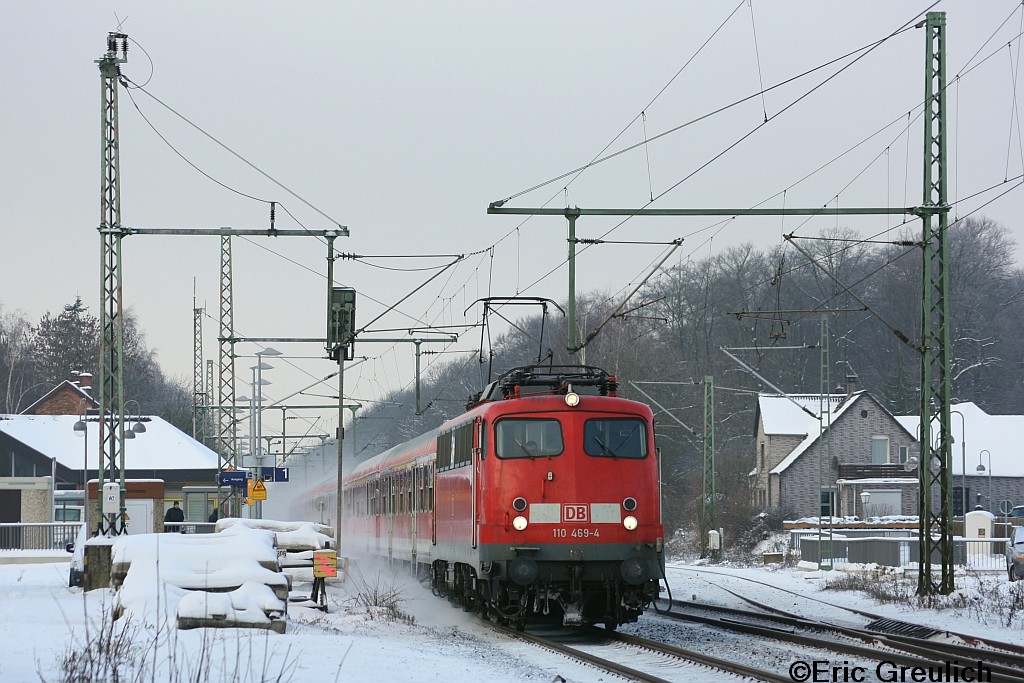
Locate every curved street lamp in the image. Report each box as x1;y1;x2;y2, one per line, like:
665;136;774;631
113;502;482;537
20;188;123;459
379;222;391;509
123;399;147;438
73;399;91;533
976;449;992;511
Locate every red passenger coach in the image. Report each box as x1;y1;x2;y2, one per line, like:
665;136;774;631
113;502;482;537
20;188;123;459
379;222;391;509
335;365;665;629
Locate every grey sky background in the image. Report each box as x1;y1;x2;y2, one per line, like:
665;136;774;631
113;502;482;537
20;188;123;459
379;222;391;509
3;2;1021;444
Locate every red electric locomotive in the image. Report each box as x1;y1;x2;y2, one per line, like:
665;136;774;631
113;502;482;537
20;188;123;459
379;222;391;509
311;365;664;629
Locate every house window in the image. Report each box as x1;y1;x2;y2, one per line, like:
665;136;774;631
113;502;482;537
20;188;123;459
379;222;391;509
759;443;765;473
897;445;909;464
820;489;835;518
871;436;889;464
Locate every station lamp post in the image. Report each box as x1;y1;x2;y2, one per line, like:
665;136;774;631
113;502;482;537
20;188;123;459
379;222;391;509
123;399;147;439
254;347;281;470
251;348;281;518
976;450;992;511
72;400;91;533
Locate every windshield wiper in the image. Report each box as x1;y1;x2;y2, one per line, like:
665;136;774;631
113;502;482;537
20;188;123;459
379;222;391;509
513;438;533;457
593;435;618;457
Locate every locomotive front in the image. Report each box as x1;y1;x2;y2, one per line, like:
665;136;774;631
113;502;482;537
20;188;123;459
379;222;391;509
470;366;664;629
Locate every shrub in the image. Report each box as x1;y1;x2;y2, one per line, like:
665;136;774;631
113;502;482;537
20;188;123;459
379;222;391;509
346;565;416;625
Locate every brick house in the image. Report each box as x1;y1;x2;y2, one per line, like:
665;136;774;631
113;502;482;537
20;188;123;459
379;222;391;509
752;390;919;519
21;371;97;416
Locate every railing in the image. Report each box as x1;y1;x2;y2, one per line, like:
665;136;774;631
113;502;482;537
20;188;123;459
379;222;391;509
162;522;218;534
795;532;1009;571
0;522;220;550
837;463;915;479
0;523;82;551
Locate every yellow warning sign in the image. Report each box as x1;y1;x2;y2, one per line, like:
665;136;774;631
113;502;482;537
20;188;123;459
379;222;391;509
252;478;268;501
313;550;337;578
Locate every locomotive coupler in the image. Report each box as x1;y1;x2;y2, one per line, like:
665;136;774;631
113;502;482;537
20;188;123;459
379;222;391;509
561;601;583;626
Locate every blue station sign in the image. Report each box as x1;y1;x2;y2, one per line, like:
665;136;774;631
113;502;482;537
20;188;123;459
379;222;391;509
218;470;249;487
259;467;290;483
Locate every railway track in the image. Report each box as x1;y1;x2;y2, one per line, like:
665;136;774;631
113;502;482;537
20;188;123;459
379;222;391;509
488;620;786;682
646;599;1024;682
666;566;1024;670
480;591;1024;683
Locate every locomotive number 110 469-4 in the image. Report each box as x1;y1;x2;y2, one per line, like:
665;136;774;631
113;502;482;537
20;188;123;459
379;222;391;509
552;528;601;538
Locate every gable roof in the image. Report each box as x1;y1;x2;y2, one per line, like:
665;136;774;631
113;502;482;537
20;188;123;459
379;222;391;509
896;401;1024;477
0;414;217;471
758;393;847;437
20;379;97;415
765;393;860;473
758;391;917;475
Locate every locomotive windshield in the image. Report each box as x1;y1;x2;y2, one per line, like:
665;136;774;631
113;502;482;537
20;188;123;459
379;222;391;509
495;418;564;458
583;418;648;458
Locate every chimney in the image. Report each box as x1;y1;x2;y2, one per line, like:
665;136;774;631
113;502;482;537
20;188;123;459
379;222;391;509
71;370;94;399
845;373;858;396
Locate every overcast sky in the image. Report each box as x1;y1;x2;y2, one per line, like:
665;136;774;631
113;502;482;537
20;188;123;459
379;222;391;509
3;2;1021;445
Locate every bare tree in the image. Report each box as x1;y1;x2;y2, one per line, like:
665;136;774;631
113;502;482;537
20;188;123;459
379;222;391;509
0;306;37;412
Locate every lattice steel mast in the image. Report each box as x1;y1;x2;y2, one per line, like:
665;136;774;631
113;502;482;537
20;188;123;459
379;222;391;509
193;306;205;440
96;33;129;535
218;236;238;512
916;11;954;595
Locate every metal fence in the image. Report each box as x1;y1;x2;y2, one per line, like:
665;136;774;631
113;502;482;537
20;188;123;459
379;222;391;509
162;522;218;535
0;523;81;551
0;522;220;551
794;531;1009;571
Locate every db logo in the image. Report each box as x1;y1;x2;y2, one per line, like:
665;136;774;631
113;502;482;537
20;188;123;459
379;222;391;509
562;504;588;522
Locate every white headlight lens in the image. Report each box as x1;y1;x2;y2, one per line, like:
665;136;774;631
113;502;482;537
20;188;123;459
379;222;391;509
565;392;580;407
513;515;528;531
623;516;638;531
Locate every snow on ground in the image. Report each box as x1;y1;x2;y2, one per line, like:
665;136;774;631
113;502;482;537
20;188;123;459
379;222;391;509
2;551;1022;683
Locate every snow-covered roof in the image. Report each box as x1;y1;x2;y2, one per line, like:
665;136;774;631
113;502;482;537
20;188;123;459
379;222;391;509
758;393;848;436
896;402;1024;477
0;413;217;471
759;392;865;475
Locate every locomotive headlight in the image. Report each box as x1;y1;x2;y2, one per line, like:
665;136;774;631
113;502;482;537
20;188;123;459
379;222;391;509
623;515;638;531
512;497;528;512
564;392;580;407
513;515;529;531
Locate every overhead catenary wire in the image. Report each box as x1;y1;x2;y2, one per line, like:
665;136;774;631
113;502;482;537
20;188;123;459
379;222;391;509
123;66;494;355
132;6;1019;421
747;0;770;122
122;77;347;234
348;7;1023;425
491;15;925;207
1005;38;1024;181
525;7;1022;329
509;11;935;307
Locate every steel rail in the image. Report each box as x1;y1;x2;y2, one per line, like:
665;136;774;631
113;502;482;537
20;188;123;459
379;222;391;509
660;598;1024;682
488;620;782;682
